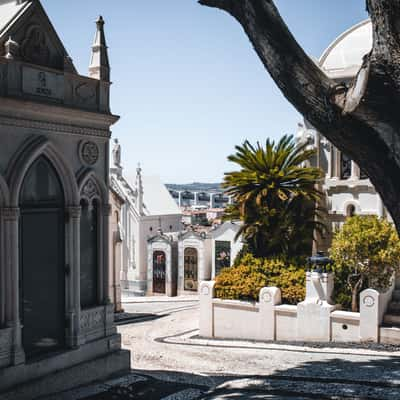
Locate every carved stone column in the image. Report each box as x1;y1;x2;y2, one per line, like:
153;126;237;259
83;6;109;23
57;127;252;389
351;162;360;180
66;206;82;348
102;204;111;304
333;148;340;179
3;208;24;365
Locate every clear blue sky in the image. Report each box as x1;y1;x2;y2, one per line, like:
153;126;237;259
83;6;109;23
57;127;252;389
42;0;367;183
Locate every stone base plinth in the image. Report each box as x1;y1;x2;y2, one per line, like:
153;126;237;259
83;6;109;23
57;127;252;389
0;335;131;399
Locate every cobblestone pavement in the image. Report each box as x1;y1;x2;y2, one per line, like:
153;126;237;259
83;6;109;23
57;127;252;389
47;299;400;399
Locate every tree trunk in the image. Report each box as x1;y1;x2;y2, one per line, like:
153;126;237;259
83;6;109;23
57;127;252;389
199;0;400;234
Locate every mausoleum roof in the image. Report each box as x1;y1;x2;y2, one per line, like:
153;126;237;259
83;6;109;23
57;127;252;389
0;0;32;38
140;175;182;216
319;19;372;79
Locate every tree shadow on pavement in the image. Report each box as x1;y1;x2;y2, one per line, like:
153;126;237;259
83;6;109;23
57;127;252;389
132;355;400;400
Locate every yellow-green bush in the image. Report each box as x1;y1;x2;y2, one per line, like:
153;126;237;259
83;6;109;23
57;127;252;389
214;254;306;304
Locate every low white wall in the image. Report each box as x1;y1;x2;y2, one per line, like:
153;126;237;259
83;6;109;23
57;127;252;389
213;300;260;340
331;311;360;342
275;305;297;341
199;280;394;344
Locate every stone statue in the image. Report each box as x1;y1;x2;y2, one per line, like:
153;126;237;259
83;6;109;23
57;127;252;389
112;138;121;167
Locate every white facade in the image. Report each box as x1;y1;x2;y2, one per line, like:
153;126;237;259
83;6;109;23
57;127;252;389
110;152;182;295
147;232;178;297
177;231;212;295
297;19;390;251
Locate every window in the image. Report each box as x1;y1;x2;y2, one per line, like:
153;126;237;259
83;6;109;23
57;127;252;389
20;157;63;206
340;153;351;180
80;199;98;308
346;204;356;217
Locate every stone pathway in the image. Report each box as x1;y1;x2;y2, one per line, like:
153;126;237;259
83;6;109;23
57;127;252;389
43;299;400;399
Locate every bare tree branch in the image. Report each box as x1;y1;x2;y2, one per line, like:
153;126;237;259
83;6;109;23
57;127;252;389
198;0;400;232
199;0;336;129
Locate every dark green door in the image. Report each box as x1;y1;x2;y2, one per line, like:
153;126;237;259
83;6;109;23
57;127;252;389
19;157;65;358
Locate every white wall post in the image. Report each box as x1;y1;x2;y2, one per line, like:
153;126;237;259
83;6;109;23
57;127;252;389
258;287;281;341
199;281;215;337
297;272;337;342
360;289;380;342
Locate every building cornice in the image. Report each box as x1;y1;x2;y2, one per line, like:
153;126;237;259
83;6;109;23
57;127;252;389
0;97;119;137
0;113;110;138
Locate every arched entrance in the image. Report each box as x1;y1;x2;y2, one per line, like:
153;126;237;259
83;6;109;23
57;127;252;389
153;251;166;294
184;248;198;291
19;156;65;358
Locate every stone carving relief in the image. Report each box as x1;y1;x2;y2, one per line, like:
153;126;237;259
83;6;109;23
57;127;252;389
75;82;96;105
21;26;51;67
80;141;99;166
201;285;210;296
80;309;105;332
362;295;375;308
81;178;100;200
262;292;272;303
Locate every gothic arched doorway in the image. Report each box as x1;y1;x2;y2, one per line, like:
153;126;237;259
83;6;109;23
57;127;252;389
153;251;166;294
184;248;198;291
19;156;65;358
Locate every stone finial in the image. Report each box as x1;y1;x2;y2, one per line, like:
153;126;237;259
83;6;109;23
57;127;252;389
89;15;110;81
136;163;144;216
4;36;19;60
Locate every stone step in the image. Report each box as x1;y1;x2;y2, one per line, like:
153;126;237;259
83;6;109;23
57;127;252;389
392;289;400;301
380;326;400;345
383;313;400;326
0;349;131;400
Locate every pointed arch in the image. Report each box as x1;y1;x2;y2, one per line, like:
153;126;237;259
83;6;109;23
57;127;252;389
77;169;108;205
0;172;10;207
8;136;79;207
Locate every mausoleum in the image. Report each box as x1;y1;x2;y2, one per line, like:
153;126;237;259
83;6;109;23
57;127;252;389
0;0;129;396
177;230;212;295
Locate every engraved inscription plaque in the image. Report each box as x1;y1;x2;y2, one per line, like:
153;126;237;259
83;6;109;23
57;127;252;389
22;66;64;100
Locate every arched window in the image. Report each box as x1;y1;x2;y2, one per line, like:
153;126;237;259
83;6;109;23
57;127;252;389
80;199;99;308
20;157;63;206
20;156;65;357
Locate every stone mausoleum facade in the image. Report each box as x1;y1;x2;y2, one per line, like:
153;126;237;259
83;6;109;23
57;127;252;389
0;0;129;396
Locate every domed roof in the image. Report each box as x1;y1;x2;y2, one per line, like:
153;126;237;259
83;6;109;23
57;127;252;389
319;20;372;78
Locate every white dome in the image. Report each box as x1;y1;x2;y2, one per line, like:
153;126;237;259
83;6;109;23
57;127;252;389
319;20;372;78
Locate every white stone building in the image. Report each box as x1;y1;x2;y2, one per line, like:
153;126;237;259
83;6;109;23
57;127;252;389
297;20;390;252
110;148;182;296
0;0;129;395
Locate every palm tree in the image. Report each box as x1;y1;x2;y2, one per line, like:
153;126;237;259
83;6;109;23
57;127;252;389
223;135;324;258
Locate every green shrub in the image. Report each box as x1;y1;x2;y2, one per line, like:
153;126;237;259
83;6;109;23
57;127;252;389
330;215;400;312
214;254;306;304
